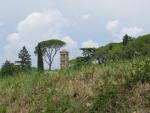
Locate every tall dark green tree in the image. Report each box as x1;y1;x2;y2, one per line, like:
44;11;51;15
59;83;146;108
37;43;44;71
16;46;31;70
123;34;133;46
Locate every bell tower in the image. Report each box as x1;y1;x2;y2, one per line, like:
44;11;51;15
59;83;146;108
60;50;69;69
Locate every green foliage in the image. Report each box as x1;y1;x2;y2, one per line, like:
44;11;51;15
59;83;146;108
94;46;109;64
0;57;149;113
16;46;32;70
0;105;6;113
80;48;96;62
0;60;18;76
91;84;120;113
123;34;133;46
94;43;126;63
0;33;150;112
69;48;96;68
132;58;150;83
37;43;44;71
128;34;150;56
93;34;150;64
91;57;150;113
69;56;85;67
40;39;66;48
43;93;74;113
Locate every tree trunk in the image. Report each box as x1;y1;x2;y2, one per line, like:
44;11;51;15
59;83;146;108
49;64;52;71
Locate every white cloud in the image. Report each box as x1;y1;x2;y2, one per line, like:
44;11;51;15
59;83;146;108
4;9;77;65
47;35;78;50
81;14;90;21
81;40;99;48
106;20;144;42
114;27;144;42
4;33;22;61
120;27;143;37
115;26;144;42
61;36;78;50
106;20;119;32
7;33;20;43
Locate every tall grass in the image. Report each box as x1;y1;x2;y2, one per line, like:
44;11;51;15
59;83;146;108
0;57;149;113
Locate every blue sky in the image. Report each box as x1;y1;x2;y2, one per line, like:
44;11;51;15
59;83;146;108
0;0;149;69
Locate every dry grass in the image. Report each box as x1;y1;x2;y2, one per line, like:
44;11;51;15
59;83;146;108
0;58;149;113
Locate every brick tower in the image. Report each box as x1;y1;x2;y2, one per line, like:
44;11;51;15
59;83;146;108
60;50;69;69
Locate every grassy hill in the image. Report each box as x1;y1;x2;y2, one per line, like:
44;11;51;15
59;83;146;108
94;34;150;62
0;57;150;113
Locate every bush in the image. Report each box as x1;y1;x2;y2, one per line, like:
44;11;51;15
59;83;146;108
0;60;18;76
131;58;150;84
90;58;150;113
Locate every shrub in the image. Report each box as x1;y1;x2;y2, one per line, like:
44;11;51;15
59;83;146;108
0;60;18;76
91;84;120;113
90;58;150;113
43;92;74;113
131;58;150;84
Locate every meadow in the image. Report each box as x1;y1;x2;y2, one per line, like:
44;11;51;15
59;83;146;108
0;56;149;113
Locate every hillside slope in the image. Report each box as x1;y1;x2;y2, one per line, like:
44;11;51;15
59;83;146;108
94;34;150;63
0;57;150;113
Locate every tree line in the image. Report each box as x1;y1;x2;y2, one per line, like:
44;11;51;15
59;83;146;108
0;39;66;76
0;34;150;76
69;34;150;68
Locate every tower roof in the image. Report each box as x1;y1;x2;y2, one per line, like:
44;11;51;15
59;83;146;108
60;50;69;53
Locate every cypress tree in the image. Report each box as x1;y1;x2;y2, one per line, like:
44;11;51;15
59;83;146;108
123;34;133;46
37;43;44;71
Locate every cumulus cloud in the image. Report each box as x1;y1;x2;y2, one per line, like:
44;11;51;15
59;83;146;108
4;9;77;64
17;10;66;44
61;36;78;50
4;33;21;61
47;35;78;50
106;20;119;32
106;20;144;42
81;40;99;48
115;27;144;42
